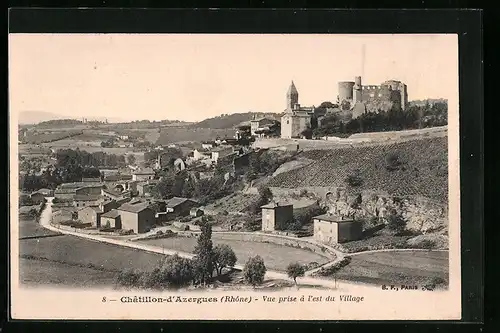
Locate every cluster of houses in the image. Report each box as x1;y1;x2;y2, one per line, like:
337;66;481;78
42;164;204;234
152;138;252;178
260;201;363;244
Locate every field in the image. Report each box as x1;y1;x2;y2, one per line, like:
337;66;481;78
22;130;83;144
334;250;449;287
141;235;330;272
267;137;448;202
19;218;164;287
156;127;235;145
19;217;60;238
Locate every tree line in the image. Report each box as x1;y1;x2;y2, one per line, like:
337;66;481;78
309;101;448;138
19;148;127;192
115;221;308;289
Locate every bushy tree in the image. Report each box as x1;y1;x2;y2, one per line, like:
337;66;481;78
159;254;194;288
387;209;406;234
213;244;237;275
286;262;305;285
243;255;267;287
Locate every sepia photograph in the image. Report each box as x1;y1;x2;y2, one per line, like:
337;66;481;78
9;33;461;320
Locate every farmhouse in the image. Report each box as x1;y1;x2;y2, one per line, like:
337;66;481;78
261;202;294;231
165;197;199;217
313;214;362;244
77;206;103;227
100;209;121;229
132;168;155;181
117;201;155;234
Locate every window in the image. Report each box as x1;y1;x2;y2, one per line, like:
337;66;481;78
378;93;382;97
370;93;375;98
286;120;289;124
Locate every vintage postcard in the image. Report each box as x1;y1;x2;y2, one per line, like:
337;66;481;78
9;33;461;320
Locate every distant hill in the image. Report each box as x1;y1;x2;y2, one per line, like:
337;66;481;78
18;111;67;125
192;112;283;129
17;111;130;125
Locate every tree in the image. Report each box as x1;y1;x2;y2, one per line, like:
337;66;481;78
243;255;267;287
127;154;136;165
193;222;215;285
249;185;273;214
286;262;305;285
159;254;195;288
300;126;313;139
257;186;273;205
387;209;406;234
213;244;237;276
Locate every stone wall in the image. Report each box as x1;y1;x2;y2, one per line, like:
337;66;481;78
177;231;337;259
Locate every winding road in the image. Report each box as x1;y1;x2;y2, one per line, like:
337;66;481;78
38;198;403;291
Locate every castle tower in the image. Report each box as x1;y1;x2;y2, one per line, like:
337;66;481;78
286;81;299;111
353;76;362;103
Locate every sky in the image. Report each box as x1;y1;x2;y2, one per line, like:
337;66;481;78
9;34;458;122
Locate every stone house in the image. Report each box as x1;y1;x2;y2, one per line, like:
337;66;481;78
165;197;199;217
313;214;362;244
117;202;155;234
261;202;294;231
100;209;121;229
77;206;103;227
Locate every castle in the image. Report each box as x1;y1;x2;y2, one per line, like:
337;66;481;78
337;76;408;111
280;76;408;139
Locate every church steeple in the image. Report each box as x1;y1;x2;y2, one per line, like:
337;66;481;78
286;80;299;110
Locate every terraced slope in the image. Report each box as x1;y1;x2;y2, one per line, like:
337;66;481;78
268;137;448;202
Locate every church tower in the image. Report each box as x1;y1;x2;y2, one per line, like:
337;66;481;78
286;81;299;111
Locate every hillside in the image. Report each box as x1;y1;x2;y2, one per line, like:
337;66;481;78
267;137;448;203
192;112;283;129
